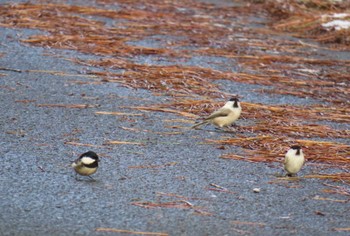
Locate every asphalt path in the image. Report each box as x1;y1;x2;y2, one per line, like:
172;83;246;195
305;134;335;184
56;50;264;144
0;1;349;236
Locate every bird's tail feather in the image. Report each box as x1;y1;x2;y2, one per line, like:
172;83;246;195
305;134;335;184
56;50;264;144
191;121;208;129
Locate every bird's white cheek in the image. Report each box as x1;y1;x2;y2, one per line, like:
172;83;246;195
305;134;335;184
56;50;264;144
286;149;295;156
81;156;96;165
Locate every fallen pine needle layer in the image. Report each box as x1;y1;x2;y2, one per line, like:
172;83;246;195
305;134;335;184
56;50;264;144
0;3;348;104
0;1;348;184
95;228;168;236
304;173;350;184
213;136;350;167
256;0;350;49
321;183;350;196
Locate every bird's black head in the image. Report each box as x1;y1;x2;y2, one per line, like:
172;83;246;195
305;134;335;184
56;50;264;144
290;145;301;155
229;97;239;108
80;151;99;160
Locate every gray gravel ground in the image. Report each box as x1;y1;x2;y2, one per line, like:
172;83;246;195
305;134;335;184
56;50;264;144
1;2;349;236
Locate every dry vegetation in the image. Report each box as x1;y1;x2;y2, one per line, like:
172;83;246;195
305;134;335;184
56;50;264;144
0;0;349;183
257;0;350;47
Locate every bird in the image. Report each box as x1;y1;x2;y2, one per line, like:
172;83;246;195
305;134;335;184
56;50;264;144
71;151;99;180
191;97;242;130
284;145;305;177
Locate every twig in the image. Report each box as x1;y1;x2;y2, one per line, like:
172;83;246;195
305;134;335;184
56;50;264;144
95;111;144;116
231;220;266;227
128;162;177;169
64;142;105;148
312;195;348;203
0;67;22;72
333;228;350;232
95;228;168;236
104;140;144;145
37;104;98;108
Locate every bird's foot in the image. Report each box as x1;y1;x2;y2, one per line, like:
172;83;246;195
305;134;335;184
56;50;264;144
75;175;82;181
286;173;296;177
222;126;236;133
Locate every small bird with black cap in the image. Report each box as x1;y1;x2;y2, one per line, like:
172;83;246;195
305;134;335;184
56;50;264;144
191;97;242;130
284;145;305;177
71;151;99;180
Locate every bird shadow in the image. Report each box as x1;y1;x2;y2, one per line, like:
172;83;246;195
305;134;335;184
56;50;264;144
74;175;98;183
190;122;241;134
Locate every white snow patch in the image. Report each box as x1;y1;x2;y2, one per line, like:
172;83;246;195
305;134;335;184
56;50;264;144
331;13;349;18
321;13;349;20
322;20;350;30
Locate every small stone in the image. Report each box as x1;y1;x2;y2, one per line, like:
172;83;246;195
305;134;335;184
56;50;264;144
253;188;260;193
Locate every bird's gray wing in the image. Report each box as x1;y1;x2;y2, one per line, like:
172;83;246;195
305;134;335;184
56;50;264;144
204;108;231;120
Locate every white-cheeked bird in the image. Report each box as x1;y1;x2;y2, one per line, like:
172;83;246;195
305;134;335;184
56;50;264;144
72;151;99;180
191;97;242;129
284;145;305;177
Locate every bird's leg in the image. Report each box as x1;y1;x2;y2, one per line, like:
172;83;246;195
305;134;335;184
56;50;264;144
231;123;239;128
213;127;227;133
220;126;236;133
88;176;96;181
280;169;285;176
75;173;81;181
